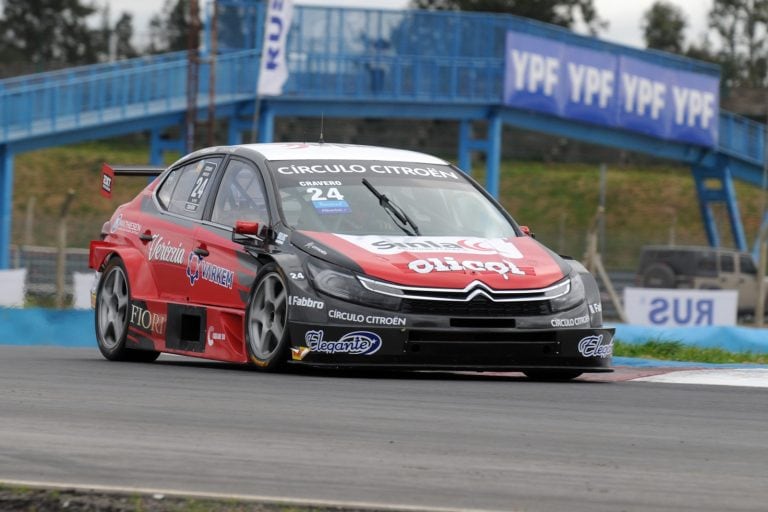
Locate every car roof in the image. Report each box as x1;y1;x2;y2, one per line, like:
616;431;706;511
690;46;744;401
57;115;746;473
237;143;449;164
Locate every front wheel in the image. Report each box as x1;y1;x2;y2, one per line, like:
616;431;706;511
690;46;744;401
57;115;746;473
95;258;159;363
246;263;289;371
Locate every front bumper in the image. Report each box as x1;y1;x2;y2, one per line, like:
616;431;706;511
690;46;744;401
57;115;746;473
287;321;614;372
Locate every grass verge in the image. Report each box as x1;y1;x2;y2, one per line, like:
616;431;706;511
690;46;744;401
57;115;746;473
0;484;372;512
614;339;768;365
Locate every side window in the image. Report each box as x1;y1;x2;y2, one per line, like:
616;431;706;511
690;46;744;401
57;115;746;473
696;252;717;276
157;169;179;208
212;159;269;227
720;253;735;273
159;158;222;219
740;254;757;275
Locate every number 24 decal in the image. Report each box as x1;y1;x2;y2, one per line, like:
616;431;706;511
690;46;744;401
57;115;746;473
289;272;305;280
307;187;344;201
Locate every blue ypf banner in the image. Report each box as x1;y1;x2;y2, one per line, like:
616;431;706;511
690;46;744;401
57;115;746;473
503;32;719;147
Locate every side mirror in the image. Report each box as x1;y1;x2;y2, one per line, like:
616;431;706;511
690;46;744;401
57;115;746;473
232;220;266;246
520;225;535;238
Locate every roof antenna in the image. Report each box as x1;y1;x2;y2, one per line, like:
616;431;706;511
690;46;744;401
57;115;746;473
319;113;325;144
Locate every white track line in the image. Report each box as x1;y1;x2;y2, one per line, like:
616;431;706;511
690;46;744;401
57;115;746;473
634;368;768;387
0;478;513;512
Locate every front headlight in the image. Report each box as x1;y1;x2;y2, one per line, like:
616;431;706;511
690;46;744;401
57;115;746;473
550;272;586;312
306;259;401;310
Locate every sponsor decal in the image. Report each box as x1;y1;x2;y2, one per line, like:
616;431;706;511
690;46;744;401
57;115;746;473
299;180;342;187
276;163;458;180
184;161;217;212
129;304;166;335
577;334;613;358
408;257;529;280
304;329;382;355
101;174;112;194
288;296;325;309
291;346;311;361
551;314;590;328
589;303;603;314
100;163;114;198
329;309;406;327
148;236;186;265
207;326;226;347
275;232;288;245
337;235;523;259
110;213;141;235
304;241;328;256
313;199;351;215
186;253;235;289
279;163;367;175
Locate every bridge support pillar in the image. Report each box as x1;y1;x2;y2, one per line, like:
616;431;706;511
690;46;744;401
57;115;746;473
0;145;14;269
692;163;747;251
257;103;275;143
149;128;186;166
228;117;253;145
458;112;502;198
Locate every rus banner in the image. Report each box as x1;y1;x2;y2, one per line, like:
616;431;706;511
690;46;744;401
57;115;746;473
503;31;720;148
257;0;294;96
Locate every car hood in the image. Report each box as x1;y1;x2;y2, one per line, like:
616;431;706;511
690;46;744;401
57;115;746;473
295;231;569;289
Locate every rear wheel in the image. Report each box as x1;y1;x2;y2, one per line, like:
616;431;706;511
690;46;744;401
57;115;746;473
641;263;676;288
246;263;289;371
523;370;583;381
95;258;160;362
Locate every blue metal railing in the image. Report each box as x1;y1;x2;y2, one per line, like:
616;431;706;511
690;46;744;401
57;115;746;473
718;111;764;164
0;50;259;143
0;3;764;169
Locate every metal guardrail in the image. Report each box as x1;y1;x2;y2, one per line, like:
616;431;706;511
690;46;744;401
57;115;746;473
10;245;90;296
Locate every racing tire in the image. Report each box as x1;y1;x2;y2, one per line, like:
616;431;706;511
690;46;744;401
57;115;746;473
95;258;160;363
245;263;290;371
641;263;676;288
523;370;583;381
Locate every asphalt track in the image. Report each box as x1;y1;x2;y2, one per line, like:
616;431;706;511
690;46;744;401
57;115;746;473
1;346;767;512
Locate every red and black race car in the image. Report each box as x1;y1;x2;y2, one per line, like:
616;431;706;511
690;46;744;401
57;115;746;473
90;143;613;380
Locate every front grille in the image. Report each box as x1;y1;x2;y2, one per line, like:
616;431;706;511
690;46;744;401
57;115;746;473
408;330;557;343
401;296;551;316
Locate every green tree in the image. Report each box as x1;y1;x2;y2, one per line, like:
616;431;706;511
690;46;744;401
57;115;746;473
0;0;98;67
642;1;687;54
410;0;606;35
146;0;197;53
114;13;138;59
709;0;768;87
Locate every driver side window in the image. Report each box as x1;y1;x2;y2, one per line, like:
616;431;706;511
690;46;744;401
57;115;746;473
212;159;269;227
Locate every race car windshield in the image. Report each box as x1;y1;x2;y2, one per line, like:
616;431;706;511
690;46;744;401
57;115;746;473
270;160;517;238
361;178;420;236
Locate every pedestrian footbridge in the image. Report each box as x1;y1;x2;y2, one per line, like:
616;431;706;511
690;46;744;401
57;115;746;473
0;1;765;268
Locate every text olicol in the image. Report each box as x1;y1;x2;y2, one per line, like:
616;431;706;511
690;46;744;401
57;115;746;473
408;257;526;280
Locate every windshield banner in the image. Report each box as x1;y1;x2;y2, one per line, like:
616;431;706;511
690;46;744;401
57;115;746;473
272;161;461;182
503;31;719;148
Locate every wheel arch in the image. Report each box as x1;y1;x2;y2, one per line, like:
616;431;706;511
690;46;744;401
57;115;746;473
90;242;159;299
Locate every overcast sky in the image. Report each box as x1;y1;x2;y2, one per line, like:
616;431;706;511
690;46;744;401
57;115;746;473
104;0;712;50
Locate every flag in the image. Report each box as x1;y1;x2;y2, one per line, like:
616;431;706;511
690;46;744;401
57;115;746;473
257;0;294;96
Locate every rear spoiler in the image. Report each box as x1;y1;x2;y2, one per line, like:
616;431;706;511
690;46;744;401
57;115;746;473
100;163;165;199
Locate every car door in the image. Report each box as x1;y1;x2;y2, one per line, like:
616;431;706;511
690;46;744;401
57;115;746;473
190;157;271;310
149;156;223;302
735;253;758;312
